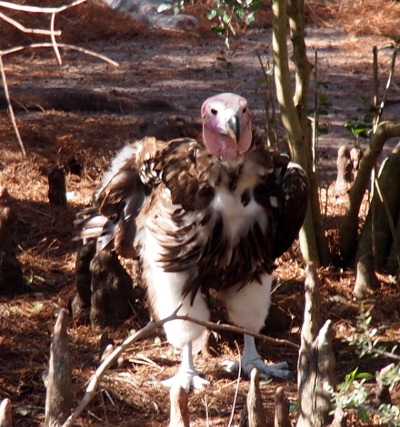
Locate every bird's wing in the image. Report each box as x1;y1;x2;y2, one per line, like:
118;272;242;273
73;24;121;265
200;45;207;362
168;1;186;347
270;154;310;258
153;137;217;212
77;137;165;258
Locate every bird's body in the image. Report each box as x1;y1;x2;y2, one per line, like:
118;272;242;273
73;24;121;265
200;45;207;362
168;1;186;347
79;93;309;390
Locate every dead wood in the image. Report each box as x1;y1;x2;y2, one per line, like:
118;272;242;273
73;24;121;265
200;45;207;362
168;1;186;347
0;186;17;252
373;363;393;407
48;168;67;206
0;87;176;114
0;186;25;294
44;308;72;427
168;384;190;427
355;143;400;270
274;387;290;427
0;398;13;427
353;253;380;299
247;368;267;427
340;121;400;266
297;263;335;427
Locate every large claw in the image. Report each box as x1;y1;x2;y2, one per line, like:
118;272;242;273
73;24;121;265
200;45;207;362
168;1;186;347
161;367;210;392
223;357;294;380
223;334;295;381
161;341;210;392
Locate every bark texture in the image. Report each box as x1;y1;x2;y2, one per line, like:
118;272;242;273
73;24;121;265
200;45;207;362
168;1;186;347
297;263;335;427
44;309;72;427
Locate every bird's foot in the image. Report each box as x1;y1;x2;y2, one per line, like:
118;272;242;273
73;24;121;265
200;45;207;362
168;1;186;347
223;357;294;381
161;367;210;392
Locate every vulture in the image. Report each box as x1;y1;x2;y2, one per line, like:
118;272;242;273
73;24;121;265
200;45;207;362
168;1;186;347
78;92;309;391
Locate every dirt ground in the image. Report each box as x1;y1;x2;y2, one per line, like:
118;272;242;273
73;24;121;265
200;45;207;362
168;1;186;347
0;1;400;426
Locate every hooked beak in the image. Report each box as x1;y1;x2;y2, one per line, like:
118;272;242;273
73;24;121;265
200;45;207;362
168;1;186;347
226;115;240;143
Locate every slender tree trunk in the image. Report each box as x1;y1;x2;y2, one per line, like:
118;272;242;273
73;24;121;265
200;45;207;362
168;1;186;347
340;122;400;266
272;0;329;266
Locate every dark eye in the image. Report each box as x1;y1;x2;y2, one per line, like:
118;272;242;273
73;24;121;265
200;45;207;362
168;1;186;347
211;108;218;115
243;107;247;113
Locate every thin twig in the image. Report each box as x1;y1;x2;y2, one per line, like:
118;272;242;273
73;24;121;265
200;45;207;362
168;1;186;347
174;314;299;349
62;304;297;426
0;0;88;14
0;10;62;35
50;12;62;65
0;54;26;156
62;305;183;427
1;42;119;66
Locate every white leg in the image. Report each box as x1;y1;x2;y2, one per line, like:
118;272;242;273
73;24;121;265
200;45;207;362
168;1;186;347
222;273;293;380
142;229;210;390
161;341;210;391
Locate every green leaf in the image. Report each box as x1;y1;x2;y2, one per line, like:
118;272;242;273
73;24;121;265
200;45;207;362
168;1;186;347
357;406;371;423
212;26;227;35
245;11;255;25
207;8;217;19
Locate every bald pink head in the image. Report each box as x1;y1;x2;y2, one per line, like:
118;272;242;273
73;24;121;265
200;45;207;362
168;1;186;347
201;93;252;162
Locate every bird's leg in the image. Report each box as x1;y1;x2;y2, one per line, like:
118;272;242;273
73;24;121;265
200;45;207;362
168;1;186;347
161;341;210;392
224;334;294;380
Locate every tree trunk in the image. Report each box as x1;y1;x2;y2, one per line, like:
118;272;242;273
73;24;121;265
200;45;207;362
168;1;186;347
272;0;329;266
340;122;400;266
355;144;400;270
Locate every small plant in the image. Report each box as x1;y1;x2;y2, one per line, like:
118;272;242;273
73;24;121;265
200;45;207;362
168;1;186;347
329;306;400;425
344;114;374;142
158;0;263;47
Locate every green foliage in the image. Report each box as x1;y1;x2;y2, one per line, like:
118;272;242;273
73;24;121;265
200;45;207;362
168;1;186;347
345;114;374;141
158;0;263;47
330;306;400;425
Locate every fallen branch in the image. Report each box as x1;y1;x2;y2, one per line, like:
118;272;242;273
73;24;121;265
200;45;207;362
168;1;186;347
0;0;88;14
62;305;297;426
174;314;299;350
0;11;61;35
61;306;183;427
1;42;119;66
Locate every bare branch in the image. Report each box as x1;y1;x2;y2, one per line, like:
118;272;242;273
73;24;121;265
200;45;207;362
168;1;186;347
0;11;61;35
1;42;119;67
62;302;296;427
0;0;88;14
0;54;26;156
174;314;299;349
62;305;182;427
50;13;62;66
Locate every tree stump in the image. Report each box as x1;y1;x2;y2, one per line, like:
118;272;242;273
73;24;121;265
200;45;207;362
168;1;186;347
274;387;290;427
0;187;25;295
335;145;353;194
0;398;13;427
44;308;72;427
353;252;380;299
297;263;335;427
247;368;268;427
168;383;189;427
48;167;67;206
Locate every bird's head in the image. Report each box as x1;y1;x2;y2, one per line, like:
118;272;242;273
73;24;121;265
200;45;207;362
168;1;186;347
201;93;252;162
